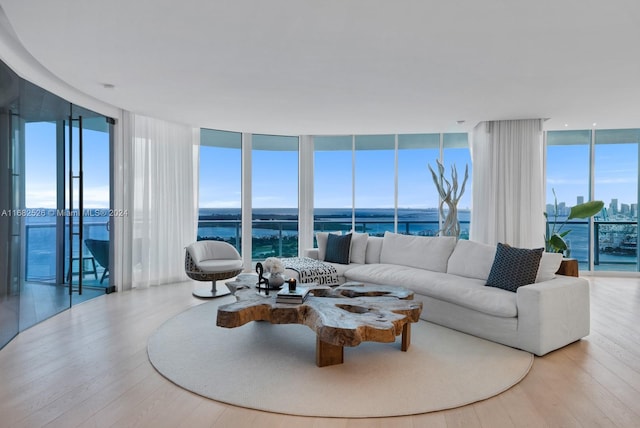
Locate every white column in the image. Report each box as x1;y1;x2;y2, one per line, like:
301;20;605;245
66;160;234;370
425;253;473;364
241;133;252;271
298;135;314;255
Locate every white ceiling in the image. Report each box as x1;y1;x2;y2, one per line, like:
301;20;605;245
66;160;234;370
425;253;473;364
1;0;639;135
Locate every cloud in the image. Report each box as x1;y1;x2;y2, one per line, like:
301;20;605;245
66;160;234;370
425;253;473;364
25;188;57;208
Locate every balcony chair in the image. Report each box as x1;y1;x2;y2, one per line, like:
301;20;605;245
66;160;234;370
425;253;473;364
185;240;243;298
85;239;110;284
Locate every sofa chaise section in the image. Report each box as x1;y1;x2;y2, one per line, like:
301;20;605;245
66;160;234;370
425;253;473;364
305;231;590;356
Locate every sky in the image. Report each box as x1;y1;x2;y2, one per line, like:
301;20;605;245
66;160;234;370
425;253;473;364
25;122;110;209
547;143;638;209
199;138;473;210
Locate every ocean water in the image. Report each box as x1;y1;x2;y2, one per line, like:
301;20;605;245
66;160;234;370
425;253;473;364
25;211;110;281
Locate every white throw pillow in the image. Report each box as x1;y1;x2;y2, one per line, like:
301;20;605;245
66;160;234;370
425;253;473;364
365;236;384;264
535;252;564;282
379;231;457;273
349;232;369;264
316;231;342;261
447;239;497;280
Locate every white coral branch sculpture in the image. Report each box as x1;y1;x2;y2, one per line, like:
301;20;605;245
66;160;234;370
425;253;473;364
428;160;469;238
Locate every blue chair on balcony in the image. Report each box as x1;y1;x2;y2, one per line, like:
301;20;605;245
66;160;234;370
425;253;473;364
185;240;243;298
85;239;110;284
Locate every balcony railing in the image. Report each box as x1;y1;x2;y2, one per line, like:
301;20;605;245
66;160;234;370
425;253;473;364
197;219;471;259
546;220;638;271
25;222;109;282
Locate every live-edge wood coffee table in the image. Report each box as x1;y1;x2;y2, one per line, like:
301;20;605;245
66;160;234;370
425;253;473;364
216;282;423;367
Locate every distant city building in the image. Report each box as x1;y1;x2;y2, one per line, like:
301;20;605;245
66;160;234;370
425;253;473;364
577;196;584;205
610;198;618;215
621;203;630;216
632;203;637;218
558;202;567;215
546;203;555;215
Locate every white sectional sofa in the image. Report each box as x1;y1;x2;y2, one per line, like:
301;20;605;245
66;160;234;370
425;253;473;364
304;231;590;356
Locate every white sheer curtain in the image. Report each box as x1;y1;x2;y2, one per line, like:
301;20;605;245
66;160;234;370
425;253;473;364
113;112;199;290
469;119;545;248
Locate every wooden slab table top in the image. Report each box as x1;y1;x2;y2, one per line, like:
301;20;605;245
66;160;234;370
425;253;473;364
216;283;423;367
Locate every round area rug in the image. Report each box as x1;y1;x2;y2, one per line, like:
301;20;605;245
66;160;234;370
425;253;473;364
148;300;533;418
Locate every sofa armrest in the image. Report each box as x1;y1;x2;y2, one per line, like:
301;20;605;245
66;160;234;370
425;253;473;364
304;248;319;259
516;275;590;355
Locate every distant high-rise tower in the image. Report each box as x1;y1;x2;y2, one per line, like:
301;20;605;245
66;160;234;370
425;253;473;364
610;198;618;214
621;203;630;216
577;196;584;205
631;203;637;218
558;202;567;215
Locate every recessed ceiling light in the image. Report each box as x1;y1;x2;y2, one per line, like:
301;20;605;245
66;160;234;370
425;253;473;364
102;83;115;89
456;120;465;125
564;123;569;127
592;122;597;127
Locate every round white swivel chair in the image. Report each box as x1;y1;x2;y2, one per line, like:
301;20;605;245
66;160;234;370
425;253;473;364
185;240;243;298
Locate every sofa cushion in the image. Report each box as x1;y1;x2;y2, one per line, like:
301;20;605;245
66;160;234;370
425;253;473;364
447;239;496;280
344;263;517;318
486;243;543;292
379;231;457;273
316;231;341;261
365;236;383;264
325;233;352;264
350;232;369;264
536;252;564;282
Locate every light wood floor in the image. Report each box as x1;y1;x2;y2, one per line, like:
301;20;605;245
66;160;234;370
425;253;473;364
1;276;639;428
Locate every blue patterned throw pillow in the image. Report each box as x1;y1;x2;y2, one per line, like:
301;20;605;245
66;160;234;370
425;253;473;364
325;233;352;264
486;243;543;292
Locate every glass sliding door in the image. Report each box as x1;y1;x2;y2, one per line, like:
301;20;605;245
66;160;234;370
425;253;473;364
21;116;71;329
0;58;113;344
68;107;113;305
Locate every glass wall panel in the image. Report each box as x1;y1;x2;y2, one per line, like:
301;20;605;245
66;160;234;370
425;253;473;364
354;135;395;236
0;58;112;348
0;63;21;348
398;134;440;236
546;130;592;268
593;129;639;271
314;136;353;236
443;133;471;239
199;129;242;252
252;134;299;259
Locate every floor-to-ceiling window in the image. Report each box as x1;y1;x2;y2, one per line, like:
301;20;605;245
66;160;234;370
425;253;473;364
443;133;472;239
546;130;592;269
252;134;299;259
198;129;242;252
398;133;440;235
546;128;640;272
354;135;396;235
311;133;472;240
593;129;639;271
314;136;353;236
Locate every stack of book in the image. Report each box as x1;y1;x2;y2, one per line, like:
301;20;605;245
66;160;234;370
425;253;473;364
276;286;310;304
